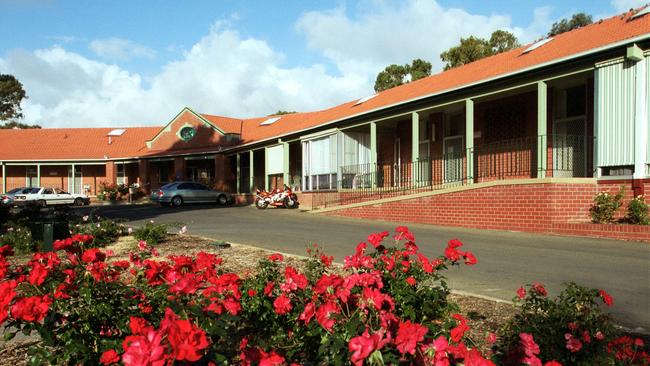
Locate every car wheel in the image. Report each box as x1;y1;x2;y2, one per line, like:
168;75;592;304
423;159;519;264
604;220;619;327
171;196;183;207
217;194;229;206
74;198;84;206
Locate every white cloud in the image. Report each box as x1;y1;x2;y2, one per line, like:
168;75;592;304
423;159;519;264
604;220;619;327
89;37;157;61
0;27;367;128
610;0;648;13
0;1;569;128
296;0;552;78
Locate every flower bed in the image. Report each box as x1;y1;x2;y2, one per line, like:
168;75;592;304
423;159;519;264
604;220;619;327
0;228;648;365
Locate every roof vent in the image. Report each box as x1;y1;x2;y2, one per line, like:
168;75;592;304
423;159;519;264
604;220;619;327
260;117;281;126
354;94;377;106
522;37;554;54
631;6;650;19
107;129;126;136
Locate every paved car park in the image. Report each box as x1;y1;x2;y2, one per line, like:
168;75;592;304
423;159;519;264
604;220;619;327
82;203;650;333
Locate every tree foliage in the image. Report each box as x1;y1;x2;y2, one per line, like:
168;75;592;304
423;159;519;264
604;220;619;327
440;30;519;70
548;13;593;37
271;110;297;115
0;121;41;129
374;58;432;92
0;74;28;122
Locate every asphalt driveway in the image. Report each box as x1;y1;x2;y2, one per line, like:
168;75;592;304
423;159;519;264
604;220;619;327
83;203;650;333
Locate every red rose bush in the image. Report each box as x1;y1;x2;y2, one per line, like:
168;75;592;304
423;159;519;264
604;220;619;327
0;227;647;365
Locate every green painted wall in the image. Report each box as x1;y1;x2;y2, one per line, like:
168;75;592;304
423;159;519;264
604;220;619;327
595;59;636;167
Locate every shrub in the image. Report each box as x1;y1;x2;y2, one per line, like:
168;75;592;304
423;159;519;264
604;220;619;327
98;181;119;201
132;220;180;245
494;282;619;365
69;213;126;246
590;188;624;223
0;224;38;254
626;195;649;225
0;227;489;365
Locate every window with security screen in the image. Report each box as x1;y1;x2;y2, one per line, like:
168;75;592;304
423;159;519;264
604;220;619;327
483;101;528;143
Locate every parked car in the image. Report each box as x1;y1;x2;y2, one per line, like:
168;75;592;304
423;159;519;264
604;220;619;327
12;187;90;207
1;186;32;206
150;181;233;207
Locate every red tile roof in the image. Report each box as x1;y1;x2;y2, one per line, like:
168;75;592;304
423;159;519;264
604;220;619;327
1;8;648;161
0;127;160;161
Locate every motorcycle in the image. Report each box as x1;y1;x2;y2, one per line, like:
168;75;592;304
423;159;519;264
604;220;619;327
255;185;299;209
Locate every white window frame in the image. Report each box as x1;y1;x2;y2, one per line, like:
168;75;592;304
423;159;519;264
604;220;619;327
301;133;338;191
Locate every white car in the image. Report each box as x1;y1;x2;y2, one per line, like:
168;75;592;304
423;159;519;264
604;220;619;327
12;187;90;207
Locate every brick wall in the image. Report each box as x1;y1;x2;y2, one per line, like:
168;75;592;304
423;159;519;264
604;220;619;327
319;179;650;241
325;182;597;232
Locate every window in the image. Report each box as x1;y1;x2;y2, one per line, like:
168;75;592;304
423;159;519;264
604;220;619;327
177;183;193;190
26;166;38;187
159;166;170;183
556;85;586;119
43;188;53;194
266;145;284;175
179;126;196;141
302;134;338;191
116;164;126;185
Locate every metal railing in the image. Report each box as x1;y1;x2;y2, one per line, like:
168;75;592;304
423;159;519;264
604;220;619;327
312;134;593;208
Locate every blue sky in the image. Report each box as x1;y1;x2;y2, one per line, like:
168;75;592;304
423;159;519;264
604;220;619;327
0;0;646;127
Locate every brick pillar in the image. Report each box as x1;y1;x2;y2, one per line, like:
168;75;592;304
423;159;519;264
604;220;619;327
214;155;226;190
137;159;149;193
173;157;185;181
105;161;116;185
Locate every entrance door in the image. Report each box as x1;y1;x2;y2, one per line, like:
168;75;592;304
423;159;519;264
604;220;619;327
553;118;586;177
67;167;82;194
443;136;464;183
393;138;401;187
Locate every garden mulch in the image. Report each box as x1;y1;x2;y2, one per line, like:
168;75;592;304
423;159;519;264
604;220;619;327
0;233;574;365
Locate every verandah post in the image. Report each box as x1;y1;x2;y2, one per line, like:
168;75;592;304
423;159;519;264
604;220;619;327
537;81;548;178
236;153;241;194
249;150;254;193
2;162;6;194
370;121;377;188
465;99;474;184
411;112;419;185
282;142;290;188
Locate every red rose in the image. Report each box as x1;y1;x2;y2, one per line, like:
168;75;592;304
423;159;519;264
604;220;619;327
11;295;51;322
405;276;417;286
463;251;477;265
316;301;340;331
166;318;210;361
566;335;583;353
531;283;547;297
122;329;167;366
28;262;49;286
395;320;428;355
273;293;292;315
599;289;613;307
299;302;316;325
519;333;540;357
259;351;285;366
268;253;283;262
349;329;388;366
81;248;106;263
100;349;120;365
544;362;563;366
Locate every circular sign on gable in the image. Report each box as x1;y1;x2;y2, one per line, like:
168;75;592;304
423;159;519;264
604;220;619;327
179;126;196;141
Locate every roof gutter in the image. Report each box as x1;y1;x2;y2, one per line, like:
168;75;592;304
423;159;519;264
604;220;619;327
222;32;650;153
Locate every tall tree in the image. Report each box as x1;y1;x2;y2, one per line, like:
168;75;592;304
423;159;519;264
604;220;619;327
0;74;28;122
440;30;519;70
0;121;41;129
548;13;593;37
271;110;297;115
374;59;432;92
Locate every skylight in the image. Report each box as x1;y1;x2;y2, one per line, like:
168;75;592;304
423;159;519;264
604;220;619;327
260;117;281;126
354;94;378;106
522;37;554;54
631;6;650;19
107;129;126;136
